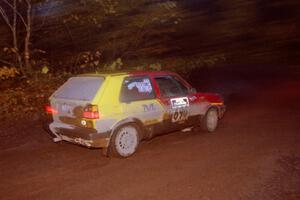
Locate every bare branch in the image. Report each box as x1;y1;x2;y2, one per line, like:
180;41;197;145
25;0;31;31
0;6;13;32
0;59;13;67
12;0;16;30
2;0;28;28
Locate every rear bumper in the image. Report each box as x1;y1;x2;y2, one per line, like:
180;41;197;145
48;122;111;148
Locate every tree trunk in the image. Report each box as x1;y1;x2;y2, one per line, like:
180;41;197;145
24;0;32;75
12;0;24;75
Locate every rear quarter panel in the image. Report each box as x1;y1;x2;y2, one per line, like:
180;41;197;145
95;75;126;133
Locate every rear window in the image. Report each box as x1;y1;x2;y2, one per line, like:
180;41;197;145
53;77;104;101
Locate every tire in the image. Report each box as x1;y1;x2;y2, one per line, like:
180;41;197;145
108;124;140;158
201;107;219;133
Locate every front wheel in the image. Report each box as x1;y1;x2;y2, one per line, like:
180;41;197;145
108;124;140;158
201;108;219;133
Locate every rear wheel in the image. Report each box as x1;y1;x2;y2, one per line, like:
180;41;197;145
201;107;219;133
108;124;140;158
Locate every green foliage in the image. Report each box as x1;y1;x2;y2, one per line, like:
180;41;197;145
1;47;18;67
0;75;66;122
133;62;162;71
127;54;226;77
41;66;49;74
158;1;177;10
76;50;102;70
98;0;119;15
163;54;227;76
102;57;123;71
148;63;162;71
3;47;17;54
0;67;20;80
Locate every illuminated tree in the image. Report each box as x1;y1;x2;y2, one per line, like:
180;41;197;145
0;0;35;76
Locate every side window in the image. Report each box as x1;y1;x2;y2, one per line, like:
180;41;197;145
120;76;155;102
154;76;188;98
172;76;189;95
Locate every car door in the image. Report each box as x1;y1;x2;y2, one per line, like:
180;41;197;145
120;76;165;136
153;75;193;131
171;75;203;126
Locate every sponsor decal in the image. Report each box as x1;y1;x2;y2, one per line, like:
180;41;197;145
170;97;189;108
143;103;155;112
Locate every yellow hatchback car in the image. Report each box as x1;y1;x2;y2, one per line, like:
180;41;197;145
45;71;225;157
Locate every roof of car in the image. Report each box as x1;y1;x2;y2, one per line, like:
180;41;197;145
79;70;177;77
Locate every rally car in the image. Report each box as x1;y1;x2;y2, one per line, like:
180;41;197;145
45;71;225;157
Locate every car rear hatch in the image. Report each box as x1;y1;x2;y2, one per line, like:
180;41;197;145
49;76;104;128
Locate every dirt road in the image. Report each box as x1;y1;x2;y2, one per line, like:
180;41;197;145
1;68;300;200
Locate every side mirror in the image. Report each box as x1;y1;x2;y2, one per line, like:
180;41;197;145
189;88;197;93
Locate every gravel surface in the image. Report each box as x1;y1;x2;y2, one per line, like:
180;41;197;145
1;68;299;200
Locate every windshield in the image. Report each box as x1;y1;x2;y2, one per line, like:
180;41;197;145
53;76;104;101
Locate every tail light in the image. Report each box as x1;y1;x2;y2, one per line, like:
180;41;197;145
83;105;100;119
45;104;58;115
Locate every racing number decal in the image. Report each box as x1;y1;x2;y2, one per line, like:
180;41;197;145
172;108;188;122
170;97;189;122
